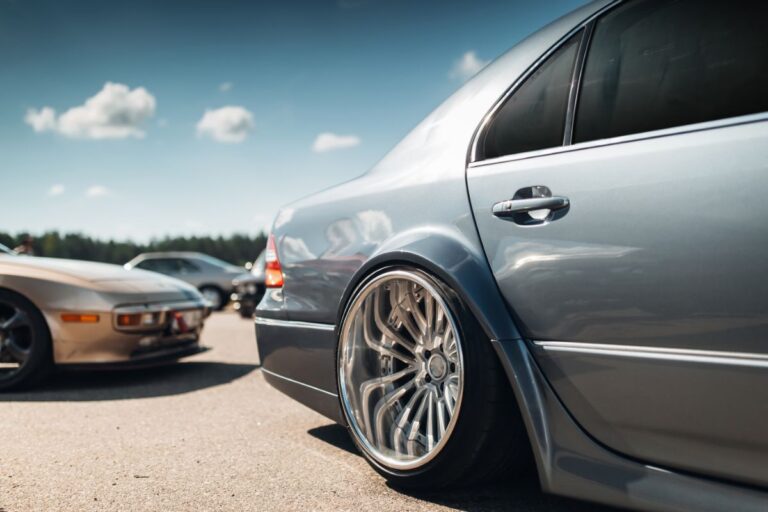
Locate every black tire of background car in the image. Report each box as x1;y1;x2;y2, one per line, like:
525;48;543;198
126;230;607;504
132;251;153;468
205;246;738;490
337;266;533;489
0;289;53;391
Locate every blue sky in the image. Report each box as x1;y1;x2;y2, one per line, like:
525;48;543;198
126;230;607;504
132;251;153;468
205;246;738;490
1;0;584;242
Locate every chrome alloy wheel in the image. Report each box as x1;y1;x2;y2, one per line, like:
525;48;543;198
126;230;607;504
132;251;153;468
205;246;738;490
338;270;464;470
0;301;32;380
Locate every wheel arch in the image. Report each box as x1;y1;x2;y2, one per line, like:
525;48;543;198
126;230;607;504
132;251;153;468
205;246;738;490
0;285;54;353
335;226;522;346
333;228;549;485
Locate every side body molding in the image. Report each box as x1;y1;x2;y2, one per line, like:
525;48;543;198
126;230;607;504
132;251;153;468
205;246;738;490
492;339;768;512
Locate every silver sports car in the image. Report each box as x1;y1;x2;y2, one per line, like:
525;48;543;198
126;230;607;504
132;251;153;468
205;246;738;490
0;243;208;390
254;1;768;510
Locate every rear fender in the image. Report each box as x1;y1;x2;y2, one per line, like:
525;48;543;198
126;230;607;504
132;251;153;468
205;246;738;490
336;226;521;344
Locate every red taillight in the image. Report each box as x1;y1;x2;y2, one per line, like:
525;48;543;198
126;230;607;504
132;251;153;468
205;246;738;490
265;233;284;288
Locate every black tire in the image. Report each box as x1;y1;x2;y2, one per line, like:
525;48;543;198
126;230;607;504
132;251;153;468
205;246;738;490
337;266;531;489
0;289;53;391
238;305;255;319
199;285;226;311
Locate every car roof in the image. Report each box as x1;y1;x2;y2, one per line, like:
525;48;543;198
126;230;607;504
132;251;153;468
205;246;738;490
133;252;206;259
126;252;209;266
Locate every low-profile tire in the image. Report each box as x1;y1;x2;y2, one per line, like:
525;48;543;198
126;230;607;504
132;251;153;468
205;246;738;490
199;286;226;311
0;289;53;391
336;267;530;489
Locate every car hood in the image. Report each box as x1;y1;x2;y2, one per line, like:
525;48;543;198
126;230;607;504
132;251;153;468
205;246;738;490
0;255;201;299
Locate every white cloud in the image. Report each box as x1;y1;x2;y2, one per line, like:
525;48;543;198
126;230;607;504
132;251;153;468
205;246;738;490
25;82;156;139
26;107;57;132
312;132;361;153
219;82;233;92
196;106;254;143
450;51;489;81
86;185;110;197
48;184;65;197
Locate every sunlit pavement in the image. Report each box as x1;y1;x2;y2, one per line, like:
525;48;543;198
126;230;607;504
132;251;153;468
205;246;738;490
0;312;621;511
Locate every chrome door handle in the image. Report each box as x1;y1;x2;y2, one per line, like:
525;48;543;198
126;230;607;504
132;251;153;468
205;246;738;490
492;196;569;217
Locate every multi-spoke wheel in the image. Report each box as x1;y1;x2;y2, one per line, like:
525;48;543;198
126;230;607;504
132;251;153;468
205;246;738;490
0;290;52;391
338;268;530;488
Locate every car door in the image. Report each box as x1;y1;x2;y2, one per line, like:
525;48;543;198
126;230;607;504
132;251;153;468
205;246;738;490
467;0;768;487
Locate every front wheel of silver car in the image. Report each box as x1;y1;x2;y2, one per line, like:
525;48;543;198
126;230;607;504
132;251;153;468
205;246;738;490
0;290;52;391
337;268;530;488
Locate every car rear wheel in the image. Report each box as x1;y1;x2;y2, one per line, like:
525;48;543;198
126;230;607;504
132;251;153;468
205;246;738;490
337;267;530;488
0;290;52;391
199;286;225;311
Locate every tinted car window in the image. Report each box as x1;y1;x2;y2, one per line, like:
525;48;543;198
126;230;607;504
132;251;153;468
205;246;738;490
575;0;768;143
176;258;200;273
137;258;176;274
482;32;581;159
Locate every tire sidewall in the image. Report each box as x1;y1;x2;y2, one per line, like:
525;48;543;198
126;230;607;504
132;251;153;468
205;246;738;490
0;290;52;391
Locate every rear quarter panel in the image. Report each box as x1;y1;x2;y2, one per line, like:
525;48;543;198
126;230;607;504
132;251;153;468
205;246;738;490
257;0;610;341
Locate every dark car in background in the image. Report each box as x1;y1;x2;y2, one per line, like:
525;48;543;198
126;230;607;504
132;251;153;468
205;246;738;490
253;1;768;510
125;252;250;311
231;251;266;319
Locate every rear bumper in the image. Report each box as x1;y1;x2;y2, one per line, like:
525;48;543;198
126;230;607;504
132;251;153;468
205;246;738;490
254;315;342;422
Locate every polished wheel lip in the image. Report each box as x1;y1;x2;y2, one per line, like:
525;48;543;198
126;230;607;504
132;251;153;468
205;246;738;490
338;269;465;471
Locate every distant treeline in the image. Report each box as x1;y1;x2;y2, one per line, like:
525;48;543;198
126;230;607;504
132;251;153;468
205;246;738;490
0;231;268;266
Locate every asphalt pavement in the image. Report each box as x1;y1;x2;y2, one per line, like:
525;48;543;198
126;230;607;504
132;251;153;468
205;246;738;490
0;312;621;511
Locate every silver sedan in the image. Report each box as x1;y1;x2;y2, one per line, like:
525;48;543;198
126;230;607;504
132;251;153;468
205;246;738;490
253;1;768;510
125;252;251;311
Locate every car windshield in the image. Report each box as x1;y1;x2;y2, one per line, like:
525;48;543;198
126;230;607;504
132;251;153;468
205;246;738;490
194;253;241;271
0;243;15;255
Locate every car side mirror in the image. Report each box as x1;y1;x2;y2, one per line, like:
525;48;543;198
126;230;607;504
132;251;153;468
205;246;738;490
245;262;253;271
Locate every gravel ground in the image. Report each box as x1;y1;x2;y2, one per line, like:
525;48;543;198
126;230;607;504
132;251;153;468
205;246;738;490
0;312;620;512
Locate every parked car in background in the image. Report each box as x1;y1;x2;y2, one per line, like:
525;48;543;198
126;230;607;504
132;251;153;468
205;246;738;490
254;1;768;510
125;252;250;310
0;245;209;390
231;250;266;319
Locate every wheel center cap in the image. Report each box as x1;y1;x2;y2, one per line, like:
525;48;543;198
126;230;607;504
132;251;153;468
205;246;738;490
427;353;448;380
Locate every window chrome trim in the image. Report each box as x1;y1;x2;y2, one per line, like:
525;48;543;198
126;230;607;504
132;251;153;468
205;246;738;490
468;0;623;164
261;368;338;397
563;20;595;146
469;112;768;169
254;316;335;332
534;341;768;369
